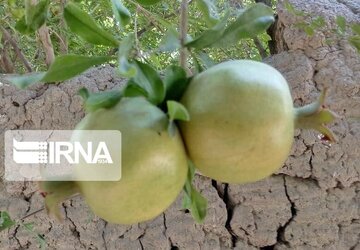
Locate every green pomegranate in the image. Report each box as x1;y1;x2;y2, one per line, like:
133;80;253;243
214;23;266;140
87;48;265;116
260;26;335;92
41;97;188;224
180;60;336;184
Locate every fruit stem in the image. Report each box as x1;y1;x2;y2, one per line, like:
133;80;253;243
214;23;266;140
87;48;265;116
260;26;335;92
294;88;338;142
38;181;80;221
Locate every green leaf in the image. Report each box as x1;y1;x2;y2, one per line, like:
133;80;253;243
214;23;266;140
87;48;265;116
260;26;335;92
123;80;148;98
197;52;216;68
181;160;207;223
10;8;25;19
183;162;195;200
0;211;16;231
284;0;296;14
111;0;131;28
21;222;46;250
78;87;90;100
167;101;190;122
163;65;190;102
191;53;204;73
64;2;119;47
42;55;113;82
283;0;305;16
15;17;31;34
23;222;34;231
352;24;360;35
135;0;162;6
25;0;49;32
310;16;325;29
214;3;274;48
37;234;46;250
159;28;181;52
295;21;315;36
336;16;346;33
6;72;46;89
131;61;165;105
16;0;50;35
136;8;175;29
182;192;192;210
187;159;196;181
196;0;219;27
189;188;208;223
84;90;123;112
349;36;360;53
117;34;137;78
185;13;228;49
304;26;315;36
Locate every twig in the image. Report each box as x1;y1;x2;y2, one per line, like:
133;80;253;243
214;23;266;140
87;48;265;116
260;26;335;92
137;12;175;38
136;0;194;38
127;0;164;33
20;207;45;221
29;0;55;67
58;0;68;54
253;37;268;59
1;50;15;73
50;29;67;54
0;26;32;72
134;7;140;56
38;25;55;67
179;0;190;73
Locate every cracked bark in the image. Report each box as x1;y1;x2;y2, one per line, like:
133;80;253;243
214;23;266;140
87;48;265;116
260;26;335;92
163;213;176;249
210;180;238;247
138;237;144;250
102;221;108;250
63;203;86;249
276;176;297;247
223;184;238;248
12;225;22;248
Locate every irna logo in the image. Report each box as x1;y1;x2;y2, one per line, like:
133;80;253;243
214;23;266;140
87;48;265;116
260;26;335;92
5;130;121;181
12;139;113;164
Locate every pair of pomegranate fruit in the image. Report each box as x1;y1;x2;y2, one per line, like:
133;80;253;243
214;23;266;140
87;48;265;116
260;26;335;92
41;60;335;224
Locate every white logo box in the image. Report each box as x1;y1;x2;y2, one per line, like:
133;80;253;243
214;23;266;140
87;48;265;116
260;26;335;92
5;130;121;181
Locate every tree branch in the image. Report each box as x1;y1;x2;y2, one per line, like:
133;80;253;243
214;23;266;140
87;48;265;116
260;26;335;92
38;25;55;67
253;37;268;59
136;10;178;38
30;0;55;67
179;0;190;73
58;0;68;54
134;7;140;57
0;26;32;72
51;29;67;54
127;0;165;33
0;44;15;73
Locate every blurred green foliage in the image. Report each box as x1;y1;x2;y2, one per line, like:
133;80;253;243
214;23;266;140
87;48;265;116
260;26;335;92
0;0;275;73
